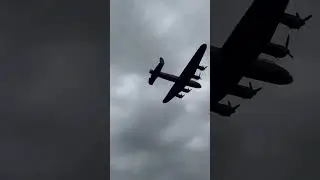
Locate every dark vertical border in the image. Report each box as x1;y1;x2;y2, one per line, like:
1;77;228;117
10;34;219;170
105;0;111;178
90;0;110;179
210;1;215;180
100;0;110;179
107;0;111;179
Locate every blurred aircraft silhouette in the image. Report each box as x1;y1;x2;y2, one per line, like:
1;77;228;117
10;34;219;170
210;0;312;116
148;44;207;103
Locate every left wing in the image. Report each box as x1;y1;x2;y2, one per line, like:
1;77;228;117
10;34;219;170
162;44;207;103
162;80;185;103
210;0;290;115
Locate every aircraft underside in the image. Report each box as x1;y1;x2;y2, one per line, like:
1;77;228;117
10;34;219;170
153;72;201;89
210;53;294;116
148;0;312;117
244;58;293;85
210;0;312;117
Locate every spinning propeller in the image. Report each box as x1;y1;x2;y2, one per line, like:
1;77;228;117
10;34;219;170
284;13;312;53
249;82;262;93
285;34;294;59
184;88;192;93
227;101;240;111
198;72;202;80
296;13;313;29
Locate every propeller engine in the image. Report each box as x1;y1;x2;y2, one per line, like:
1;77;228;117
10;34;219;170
227;101;240;112
264;34;293;59
176;93;185;98
192;73;202;80
285;34;294;59
211;101;240;116
295;13;313;30
182;88;192;93
281;12;313;31
228;82;262;99
198;65;208;71
249;82;262;94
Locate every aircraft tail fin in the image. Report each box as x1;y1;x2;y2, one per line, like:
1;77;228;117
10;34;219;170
149;57;165;85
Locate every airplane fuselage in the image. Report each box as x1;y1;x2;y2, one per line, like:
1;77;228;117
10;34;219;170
157;72;201;88
211;0;291;106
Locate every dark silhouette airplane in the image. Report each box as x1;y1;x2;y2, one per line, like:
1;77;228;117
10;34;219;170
148;44;207;103
210;0;312;116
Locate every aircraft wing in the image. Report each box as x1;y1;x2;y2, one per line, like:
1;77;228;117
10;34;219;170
210;0;290;115
162;80;185;103
163;44;207;103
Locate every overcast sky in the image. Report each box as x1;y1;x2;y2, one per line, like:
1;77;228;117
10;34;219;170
110;0;210;180
0;1;108;179
211;0;320;180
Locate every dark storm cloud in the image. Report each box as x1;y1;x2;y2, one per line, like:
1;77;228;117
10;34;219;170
211;0;320;180
0;1;108;179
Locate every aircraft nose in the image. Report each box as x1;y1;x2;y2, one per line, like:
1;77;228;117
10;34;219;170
286;74;293;84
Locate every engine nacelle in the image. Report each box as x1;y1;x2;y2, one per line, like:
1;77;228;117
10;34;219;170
263;43;290;58
211;101;240;117
176;93;184;98
264;34;293;59
192;74;201;80
182;88;191;93
280;13;312;30
198;65;207;71
228;84;261;99
244;58;293;85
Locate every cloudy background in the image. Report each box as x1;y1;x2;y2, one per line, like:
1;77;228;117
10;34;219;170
110;0;210;180
0;1;108;180
211;0;320;180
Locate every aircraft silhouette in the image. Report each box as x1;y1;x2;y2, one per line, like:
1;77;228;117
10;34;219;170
148;44;207;103
210;0;312;116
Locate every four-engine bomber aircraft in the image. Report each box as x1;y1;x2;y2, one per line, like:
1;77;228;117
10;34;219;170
148;44;207;103
210;0;312;116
